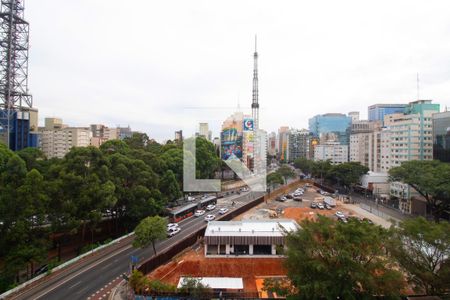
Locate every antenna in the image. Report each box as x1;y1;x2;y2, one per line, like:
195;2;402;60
416;73;420;100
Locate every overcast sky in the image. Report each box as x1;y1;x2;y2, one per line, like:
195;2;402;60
26;0;450;141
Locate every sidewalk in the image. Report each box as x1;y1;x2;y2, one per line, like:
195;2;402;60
341;203;400;228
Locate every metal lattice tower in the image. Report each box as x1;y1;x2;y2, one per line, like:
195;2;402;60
0;0;32;147
251;35;259;130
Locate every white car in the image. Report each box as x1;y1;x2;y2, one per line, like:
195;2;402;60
204;214;215;222
317;203;324;210
206;204;216;211
219;208;229;215
167;223;179;230
167;227;180;237
194;210;206;217
335;211;345;218
187;196;195;201
294;192;303;197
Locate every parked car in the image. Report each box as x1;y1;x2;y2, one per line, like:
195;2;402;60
293;197;303;202
167;223;179;230
325;204;332;210
285;194;293;199
219;208;229;215
335;211;345;218
338;217;348;223
34;264;48;276
194;210;206;217
187;196;195;201
167;227;181;237
317;203;324;210
206;204;216;211
310;202;317;209
276;196;287;202
204;214;215;222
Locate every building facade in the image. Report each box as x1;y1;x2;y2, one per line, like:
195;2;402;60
368;103;407;125
432;111;450;162
308;113;351;145
39;118;91;158
267;132;276;156
349;121;382;172
287;129;311;162
277;126;289;161
313;142;348;164
204;220;298;256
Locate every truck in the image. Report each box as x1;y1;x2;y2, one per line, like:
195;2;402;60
323;196;336;207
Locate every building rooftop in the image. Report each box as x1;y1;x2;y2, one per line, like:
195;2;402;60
177;277;243;290
205;219;299;237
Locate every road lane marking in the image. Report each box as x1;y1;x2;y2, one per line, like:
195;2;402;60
68;280;82;289
32;244;132;299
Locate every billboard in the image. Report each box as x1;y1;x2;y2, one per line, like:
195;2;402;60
221;128;243;160
243;118;254;132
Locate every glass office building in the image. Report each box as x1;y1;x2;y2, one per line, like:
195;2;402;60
368;104;407;125
432;111;450;162
308;113;352;145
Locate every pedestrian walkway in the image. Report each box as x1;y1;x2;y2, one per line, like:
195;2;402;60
341;203;399;228
88;276;123;300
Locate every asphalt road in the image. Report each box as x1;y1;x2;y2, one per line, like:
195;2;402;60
10;191;264;300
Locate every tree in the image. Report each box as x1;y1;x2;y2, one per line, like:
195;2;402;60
159;170;182;204
133;216;167;255
310;159;332;183
278;165;296;184
389;160;450;221
293;157;313;175
285;215;404;299
267;172;284;188
327;162;369;188
388;217;450;295
124;132;150;150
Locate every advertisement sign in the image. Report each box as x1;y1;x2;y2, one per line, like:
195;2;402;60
243;118;254;132
221;128;243;160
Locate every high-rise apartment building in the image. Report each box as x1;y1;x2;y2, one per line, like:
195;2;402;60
368;103;407;125
382;100;439;169
277;126;289;161
432;111;450;162
314;142;348;164
89;124;118;147
287;129;311;162
39;118;91;158
117;126;133;140
308;113;352;145
267;132;276;156
174;130;183;142
198;123;211;141
349;120;382;172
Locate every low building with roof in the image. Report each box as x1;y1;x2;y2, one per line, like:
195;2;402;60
204;219;299;257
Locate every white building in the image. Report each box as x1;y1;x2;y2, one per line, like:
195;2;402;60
204;220;298;257
314;142;348;164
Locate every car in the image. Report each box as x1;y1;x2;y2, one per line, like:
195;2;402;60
335;211;345;218
310;202;317;209
206;204;216;211
187;196;195;201
325;204;332;210
167;227;181;237
204;214;215;222
219;208;229;215
285;194;293;199
34;264;48;276
293;197;303;202
317;203;324;210
293;192;303;197
338;217;348;223
167;223;179;230
316;189;322;193
194;210;206;217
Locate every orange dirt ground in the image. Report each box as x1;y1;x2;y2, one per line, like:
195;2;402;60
148;246;286;292
283;204;356;223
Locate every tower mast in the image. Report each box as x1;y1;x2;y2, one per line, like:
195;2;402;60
251;35;259;130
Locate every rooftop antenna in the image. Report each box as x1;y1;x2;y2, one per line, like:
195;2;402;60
416;73;420;100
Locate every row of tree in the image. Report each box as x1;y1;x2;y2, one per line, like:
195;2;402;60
281;216;450;298
0;134;221;292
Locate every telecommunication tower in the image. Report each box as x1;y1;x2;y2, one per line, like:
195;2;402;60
251;36;259;130
0;0;35;150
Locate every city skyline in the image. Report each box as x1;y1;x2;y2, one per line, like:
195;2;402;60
26;0;450;141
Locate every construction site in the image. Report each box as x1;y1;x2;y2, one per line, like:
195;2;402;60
145;180;389;298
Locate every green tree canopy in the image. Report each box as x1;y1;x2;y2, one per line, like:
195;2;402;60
327;162;369;188
388;217;450;295
278;164;296;184
389;160;450;221
293;157;314;175
267;172;284;187
132;216;167;255
285;215;404;299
